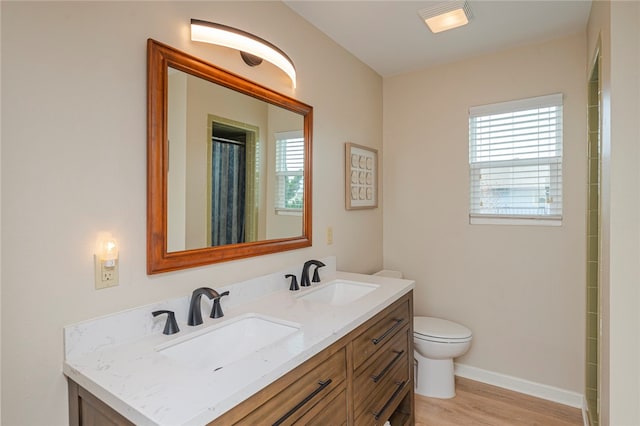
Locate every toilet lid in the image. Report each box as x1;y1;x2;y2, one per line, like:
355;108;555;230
414;317;472;340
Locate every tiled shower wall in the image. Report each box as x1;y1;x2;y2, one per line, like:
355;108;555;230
586;59;600;426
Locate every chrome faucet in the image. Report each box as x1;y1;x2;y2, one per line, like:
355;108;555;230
300;260;326;287
187;287;223;326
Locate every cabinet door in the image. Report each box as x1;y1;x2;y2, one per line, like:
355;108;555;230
68;380;134;426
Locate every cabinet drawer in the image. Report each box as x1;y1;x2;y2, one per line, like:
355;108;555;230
236;348;346;426
353;297;410;370
294;388;347;426
355;373;410;426
353;327;410;416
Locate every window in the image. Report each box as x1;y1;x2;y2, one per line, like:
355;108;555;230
469;93;563;225
275;131;304;214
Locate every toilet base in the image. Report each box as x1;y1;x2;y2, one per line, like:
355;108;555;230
414;351;456;399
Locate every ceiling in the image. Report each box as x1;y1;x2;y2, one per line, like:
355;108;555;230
284;0;592;77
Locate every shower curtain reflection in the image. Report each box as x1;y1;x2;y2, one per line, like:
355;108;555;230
210;130;247;246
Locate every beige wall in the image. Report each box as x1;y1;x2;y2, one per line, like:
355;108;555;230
0;2;382;425
167;71;188;252
587;1;640;424
607;3;640;423
383;33;587;393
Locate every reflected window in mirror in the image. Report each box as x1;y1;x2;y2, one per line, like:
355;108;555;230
275;131;304;215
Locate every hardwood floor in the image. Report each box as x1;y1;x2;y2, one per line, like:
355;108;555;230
415;377;584;426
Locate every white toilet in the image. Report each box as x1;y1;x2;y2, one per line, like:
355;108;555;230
371;271;472;399
413;316;472;399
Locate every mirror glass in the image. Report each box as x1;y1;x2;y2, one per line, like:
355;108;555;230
147;40;312;274
166;68;304;252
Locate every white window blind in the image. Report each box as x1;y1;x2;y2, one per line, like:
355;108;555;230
469;93;563;225
275;131;304;214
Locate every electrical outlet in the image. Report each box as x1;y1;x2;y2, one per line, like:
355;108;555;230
95;255;119;289
102;268;116;282
327;226;333;245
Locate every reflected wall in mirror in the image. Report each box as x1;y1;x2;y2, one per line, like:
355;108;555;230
148;39;312;274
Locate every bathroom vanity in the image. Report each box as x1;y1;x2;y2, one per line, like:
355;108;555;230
64;262;414;425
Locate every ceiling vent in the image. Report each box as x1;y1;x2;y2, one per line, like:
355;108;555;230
418;1;473;34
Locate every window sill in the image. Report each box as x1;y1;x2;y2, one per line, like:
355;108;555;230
470;216;562;226
275;208;302;216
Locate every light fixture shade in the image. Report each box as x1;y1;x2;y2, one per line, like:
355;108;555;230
96;233;118;267
190;19;296;88
418;1;473;34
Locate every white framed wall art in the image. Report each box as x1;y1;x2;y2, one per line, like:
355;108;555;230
345;142;378;210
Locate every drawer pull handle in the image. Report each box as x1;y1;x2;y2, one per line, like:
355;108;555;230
272;379;332;426
372;380;406;421
371;350;405;383
371;318;404;345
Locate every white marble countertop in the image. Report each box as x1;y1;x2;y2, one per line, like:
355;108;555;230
63;262;414;426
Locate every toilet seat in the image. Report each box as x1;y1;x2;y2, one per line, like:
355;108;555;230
414;317;472;343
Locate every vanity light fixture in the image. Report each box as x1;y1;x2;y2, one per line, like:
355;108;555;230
190;19;297;88
418;1;473;34
95;233;119;289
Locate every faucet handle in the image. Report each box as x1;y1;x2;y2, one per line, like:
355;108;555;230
210;291;230;319
286;274;299;291
312;264;325;283
152;310;180;335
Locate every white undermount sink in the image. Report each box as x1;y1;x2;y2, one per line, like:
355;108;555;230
156;314;300;371
296;280;379;306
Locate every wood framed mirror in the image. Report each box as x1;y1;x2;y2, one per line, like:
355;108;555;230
147;39;312;274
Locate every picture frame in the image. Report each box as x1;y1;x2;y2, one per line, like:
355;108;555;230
345;142;378;210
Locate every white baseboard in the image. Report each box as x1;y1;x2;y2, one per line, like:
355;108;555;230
454;363;584;409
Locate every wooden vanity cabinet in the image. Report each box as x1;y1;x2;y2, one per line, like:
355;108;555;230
209;291;414;426
68;291;414;426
